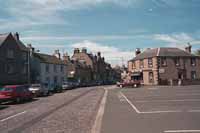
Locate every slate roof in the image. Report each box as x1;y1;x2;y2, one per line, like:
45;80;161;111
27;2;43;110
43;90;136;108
0;33;10;46
0;33;28;51
131;47;198;61
34;53;66;65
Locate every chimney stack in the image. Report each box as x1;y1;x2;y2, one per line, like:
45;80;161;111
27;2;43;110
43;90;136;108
54;50;61;59
27;44;35;56
63;52;70;61
14;32;19;40
97;52;101;57
135;48;141;56
185;43;192;53
74;48;80;54
82;48;87;53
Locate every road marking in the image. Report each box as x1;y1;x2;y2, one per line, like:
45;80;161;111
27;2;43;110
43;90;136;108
0;111;27;122
120;91;141;113
188;110;200;113
164;130;200;132
136;99;200;103
140;110;182;114
91;89;108;133
148;87;159;90
120;92;182;114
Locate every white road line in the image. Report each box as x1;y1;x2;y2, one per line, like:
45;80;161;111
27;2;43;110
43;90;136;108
136;99;200;103
120;91;141;114
120;92;182;114
91;89;108;133
188;110;200;112
140;110;182;114
164;130;200;132
0;111;27;122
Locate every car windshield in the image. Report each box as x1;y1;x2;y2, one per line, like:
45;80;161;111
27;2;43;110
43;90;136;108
0;87;13;92
31;84;40;87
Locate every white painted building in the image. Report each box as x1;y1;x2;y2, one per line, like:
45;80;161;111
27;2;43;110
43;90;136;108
30;48;67;89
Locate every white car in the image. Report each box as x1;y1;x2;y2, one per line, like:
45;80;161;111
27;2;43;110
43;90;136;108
62;82;73;90
29;84;49;97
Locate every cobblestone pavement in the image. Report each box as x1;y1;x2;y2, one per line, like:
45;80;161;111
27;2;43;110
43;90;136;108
0;86;105;133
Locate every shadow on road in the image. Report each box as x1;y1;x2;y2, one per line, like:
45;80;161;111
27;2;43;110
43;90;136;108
0;105;9;110
0;98;39;106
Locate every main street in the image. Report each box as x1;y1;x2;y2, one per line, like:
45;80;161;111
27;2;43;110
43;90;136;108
1;85;200;133
0;86;104;133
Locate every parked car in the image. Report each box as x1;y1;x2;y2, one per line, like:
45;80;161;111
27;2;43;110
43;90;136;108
0;85;33;104
29;84;49;97
62;82;73;90
117;80;141;88
53;85;63;93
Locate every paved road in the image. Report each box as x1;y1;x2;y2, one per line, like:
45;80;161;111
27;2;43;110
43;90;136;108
1;85;200;133
101;85;200;133
0;86;105;133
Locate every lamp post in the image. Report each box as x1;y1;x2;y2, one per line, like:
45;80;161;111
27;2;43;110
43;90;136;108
27;48;31;85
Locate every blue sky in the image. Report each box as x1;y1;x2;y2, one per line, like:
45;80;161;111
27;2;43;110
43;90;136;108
0;0;200;66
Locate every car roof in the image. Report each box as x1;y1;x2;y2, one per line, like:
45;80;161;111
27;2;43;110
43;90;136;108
3;85;28;88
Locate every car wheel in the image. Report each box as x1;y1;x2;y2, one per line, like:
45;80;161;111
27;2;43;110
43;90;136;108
15;97;21;103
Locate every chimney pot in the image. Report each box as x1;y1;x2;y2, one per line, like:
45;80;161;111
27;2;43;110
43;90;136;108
14;32;19;40
54;49;61;59
185;43;192;53
135;48;141;56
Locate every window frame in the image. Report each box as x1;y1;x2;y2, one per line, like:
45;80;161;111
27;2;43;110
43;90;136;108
174;57;180;67
45;64;49;73
139;60;144;68
161;57;167;67
191;71;197;80
149;72;154;83
148;58;153;68
7;49;14;59
191;58;196;67
54;64;57;73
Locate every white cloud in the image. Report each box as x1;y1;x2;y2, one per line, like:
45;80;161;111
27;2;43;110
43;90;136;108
0;0;136;30
71;40;133;66
154;33;194;43
21;35;139;41
153;33;200;48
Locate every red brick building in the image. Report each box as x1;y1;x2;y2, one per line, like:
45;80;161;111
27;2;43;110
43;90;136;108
128;46;200;85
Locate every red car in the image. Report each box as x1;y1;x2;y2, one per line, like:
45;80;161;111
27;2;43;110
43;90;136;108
0;85;33;104
117;80;141;88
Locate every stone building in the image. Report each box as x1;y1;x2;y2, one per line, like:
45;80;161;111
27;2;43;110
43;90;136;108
0;33;29;85
29;47;67;89
72;48;108;83
63;53;92;84
128;46;200;85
